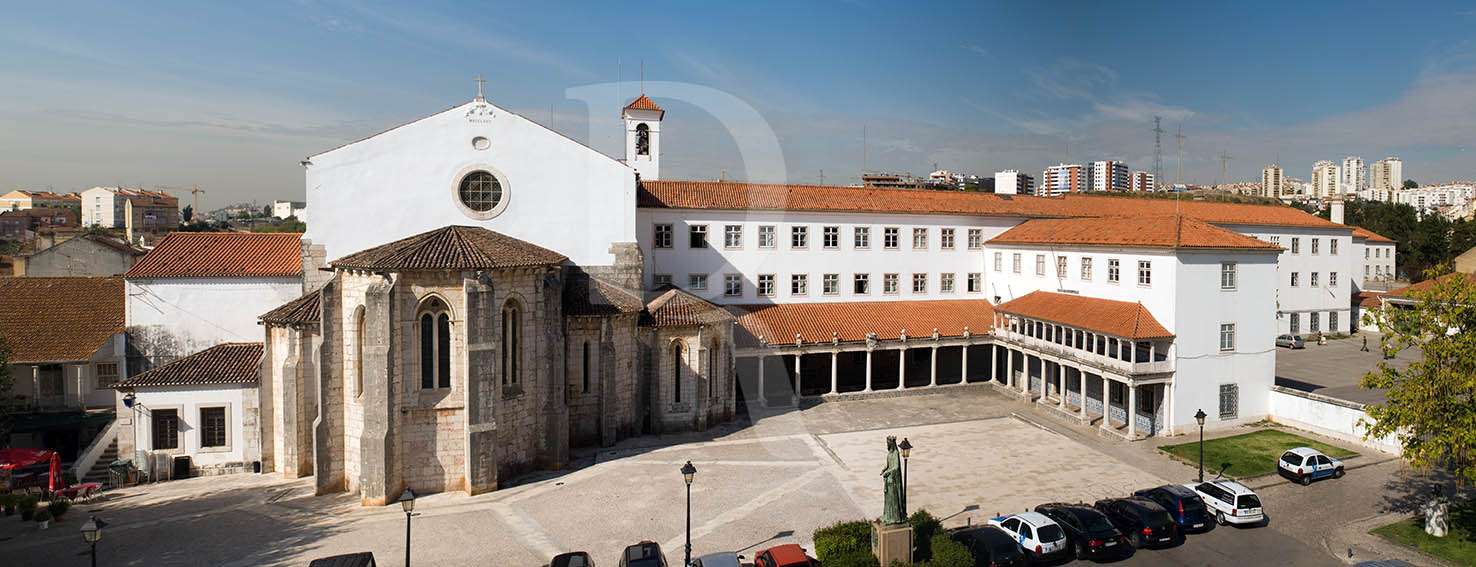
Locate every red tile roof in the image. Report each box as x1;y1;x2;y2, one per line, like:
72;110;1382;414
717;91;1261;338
1383;272;1476;300
126;232;302;279
260;291;321;325
330;226;566;271
643;287;734;327
1352;291;1384;308
623;94;664;116
113;342;263;388
988;216;1282;250
0;276;124;363
995;291;1172;339
1351;227;1396;243
730;299;996;346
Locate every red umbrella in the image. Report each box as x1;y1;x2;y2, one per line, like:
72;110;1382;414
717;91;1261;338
48;452;64;492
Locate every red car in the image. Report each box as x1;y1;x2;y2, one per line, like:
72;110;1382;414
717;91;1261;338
752;544;815;567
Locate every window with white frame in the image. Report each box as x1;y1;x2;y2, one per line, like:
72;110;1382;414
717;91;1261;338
1329;272;1338;288
823;273;839;295
1310;312;1320;333
758;225;775;248
1290;272;1299;287
1081;257;1093;280
1365;265;1370;276
940;228;955;249
757;274;775;296
654;224;673;249
1013;253;1022;273
724;274;742;297
854;226;870;248
689;224;708;248
653;274;672;288
95;362;118;389
912;228;928;249
1330;311;1339;332
1291;237;1300;254
854;273;870;294
822;226;839;249
1219;323;1235;351
688;274;708;290
883;273;899;294
791;274;808;295
1365;248;1370;259
152;408;179;450
1108;259;1120;282
994;252;1003;271
200;406;227;448
940;273;955;293
1035;254;1045;276
1056;256;1067;278
1311;238;1320;255
1271;235;1281;246
884;227;899;249
967;228;983;249
1137;260;1152;285
912;273;927;293
1330;239;1339;255
724;225;742;248
791;226;808;248
1290;312;1300;333
1311;272;1320;287
1220;262;1237;290
967;272;981;292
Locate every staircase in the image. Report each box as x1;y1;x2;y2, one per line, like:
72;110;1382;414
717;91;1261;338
80;438;118;486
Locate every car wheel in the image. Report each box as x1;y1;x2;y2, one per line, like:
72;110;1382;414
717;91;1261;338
1216;511;1226;526
1075;541;1086;561
1300;474;1311;486
1334;467;1345;479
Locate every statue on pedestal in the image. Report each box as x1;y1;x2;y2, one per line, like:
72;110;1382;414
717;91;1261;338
1426;484;1449;537
881;436;905;525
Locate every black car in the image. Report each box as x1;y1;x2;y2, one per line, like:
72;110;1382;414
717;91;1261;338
949;525;1029;567
1133;485;1215;534
618;542;667;567
551;551;596;567
1035;503;1134;561
1093;498;1184;549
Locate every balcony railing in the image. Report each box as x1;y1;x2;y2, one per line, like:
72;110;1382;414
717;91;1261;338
998;330;1174;376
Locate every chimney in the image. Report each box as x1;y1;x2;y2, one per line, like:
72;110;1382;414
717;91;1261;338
124;198;135;244
1330;195;1345;225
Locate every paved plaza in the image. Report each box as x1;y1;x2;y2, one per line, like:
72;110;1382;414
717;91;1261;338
0;387;1400;567
1274;332;1419;405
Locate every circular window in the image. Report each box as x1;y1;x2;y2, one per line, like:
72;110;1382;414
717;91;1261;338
458;171;503;212
471;136;490;150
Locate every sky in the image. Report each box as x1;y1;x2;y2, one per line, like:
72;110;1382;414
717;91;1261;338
3;1;1476;209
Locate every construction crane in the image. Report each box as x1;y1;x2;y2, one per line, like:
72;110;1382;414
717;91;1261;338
156;184;204;223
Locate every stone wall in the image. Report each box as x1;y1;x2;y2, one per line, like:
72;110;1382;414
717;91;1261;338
645;323;735;433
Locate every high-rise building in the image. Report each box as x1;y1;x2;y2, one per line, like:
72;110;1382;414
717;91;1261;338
1341;156;1365;193
1261;165;1284;198
994;170;1035;195
1311;160;1340;199
1041;163;1086;196
1089;160;1130;191
1370;157;1404;190
1130;171;1155;192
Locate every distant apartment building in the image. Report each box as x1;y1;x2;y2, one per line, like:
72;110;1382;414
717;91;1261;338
1341;156;1365;193
0;190;79;211
80;187;180;232
272;200;307;220
1130;171;1155;192
1394;183;1476;215
0;207;80;241
1041;163;1086;196
1261;165;1284;198
1089;160;1130;191
1370;157;1403;190
861;172;928;190
994;170;1035;195
1311;160;1340;199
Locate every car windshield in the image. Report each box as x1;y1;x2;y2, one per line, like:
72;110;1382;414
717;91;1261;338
1281;453;1301;466
1038;524;1065;542
1238;495;1262;509
1181;497;1206;513
1079;512;1116;532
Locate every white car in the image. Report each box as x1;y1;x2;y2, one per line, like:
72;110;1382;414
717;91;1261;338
1185;480;1264;526
987;511;1068;560
1278;446;1344;485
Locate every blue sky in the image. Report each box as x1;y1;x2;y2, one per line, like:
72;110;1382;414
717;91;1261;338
3;1;1476;208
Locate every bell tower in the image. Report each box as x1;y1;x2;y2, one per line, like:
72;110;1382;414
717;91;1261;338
623;94;663;180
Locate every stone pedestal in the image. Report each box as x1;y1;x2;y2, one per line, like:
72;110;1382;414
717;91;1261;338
872;521;913;566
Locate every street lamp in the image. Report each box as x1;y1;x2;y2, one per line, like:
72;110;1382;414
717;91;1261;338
81;515;105;567
681;461;697;567
898;438;912;517
1194;409;1208;482
397;488;417;567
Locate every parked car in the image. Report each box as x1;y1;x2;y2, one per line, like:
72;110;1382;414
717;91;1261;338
691;552;743;567
550;552;596;567
949;526;1029;567
619;542;667;567
1132;485;1215;533
308;552;377;567
752;544;815;567
1034;502;1133;561
1278;447;1345;485
1185;480;1265;526
1092;498;1183;549
1276;334;1305;349
987;511;1069;561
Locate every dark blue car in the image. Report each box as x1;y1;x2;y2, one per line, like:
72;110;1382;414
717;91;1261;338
1133;485;1214;534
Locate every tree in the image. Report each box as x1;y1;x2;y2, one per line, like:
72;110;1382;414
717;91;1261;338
1403;179;1419;189
1362;268;1476;483
181;205;193;223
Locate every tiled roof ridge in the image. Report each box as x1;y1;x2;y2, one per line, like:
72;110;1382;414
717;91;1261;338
259;290;322;324
113;342;264;389
996;290;1172;339
624;94;664;113
329;225;567;271
125;232;303;279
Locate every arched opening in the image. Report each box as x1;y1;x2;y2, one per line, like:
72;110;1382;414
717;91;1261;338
671;340;685;404
581;341;592;393
502;300;521;385
635;123;650;156
417;296;452;389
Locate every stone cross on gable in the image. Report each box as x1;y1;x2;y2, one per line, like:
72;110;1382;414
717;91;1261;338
475;75;486;100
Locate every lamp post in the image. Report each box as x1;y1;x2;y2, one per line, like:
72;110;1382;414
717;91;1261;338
898;437;912;517
397;488;417;567
1194;409;1207;482
681;461;697;567
81;515;105;567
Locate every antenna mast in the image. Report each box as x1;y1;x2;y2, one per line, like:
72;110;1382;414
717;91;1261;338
1152;116;1164;185
1218;150;1232;187
1174;124;1187;186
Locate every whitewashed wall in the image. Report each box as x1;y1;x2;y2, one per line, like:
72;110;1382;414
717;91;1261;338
1268;386;1400;454
128;384;254;468
983;245;1180;327
1172;251;1279;430
1223;224;1354;335
126;277;302;358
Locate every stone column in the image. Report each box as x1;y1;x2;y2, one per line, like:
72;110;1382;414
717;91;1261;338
897;347;906;389
1127;383;1137;438
1166;381;1175;436
794;354;802;399
31;366;39;409
829;351;838;394
1100;376;1110;431
1005;348;1014;389
1077;368;1087;420
1020;354;1029;394
757;355;768;407
864;350;873;392
929;346;938;387
961;344;969;384
1057;363;1066;410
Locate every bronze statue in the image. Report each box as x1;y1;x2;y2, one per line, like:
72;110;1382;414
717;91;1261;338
881;436;905;525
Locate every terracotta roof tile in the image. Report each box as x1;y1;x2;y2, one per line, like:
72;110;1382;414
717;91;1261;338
126;232;302;278
729;299;996;346
623;94;664;115
1353;291;1385;308
996;291;1172;339
643;287;734;327
260;291;321;325
564;275;644;317
1351;226;1396;243
331;226;566;271
113;342;262;388
988;216;1282;250
0;277;123;363
1384;272;1476;299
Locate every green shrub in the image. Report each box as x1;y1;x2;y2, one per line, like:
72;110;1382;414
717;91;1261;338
17;495;38;520
908;509;942;560
823;549;879;567
33;509;52;523
815;520;873;562
0;493;15;514
47;500;70;521
923;534;971;567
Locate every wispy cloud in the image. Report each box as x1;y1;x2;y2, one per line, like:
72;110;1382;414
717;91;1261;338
961;43;990;58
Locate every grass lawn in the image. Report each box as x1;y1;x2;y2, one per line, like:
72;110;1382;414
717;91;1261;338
1371;500;1476;565
1158;429;1358;479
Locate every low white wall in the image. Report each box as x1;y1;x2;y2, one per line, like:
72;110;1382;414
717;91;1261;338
1267;385;1401;454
